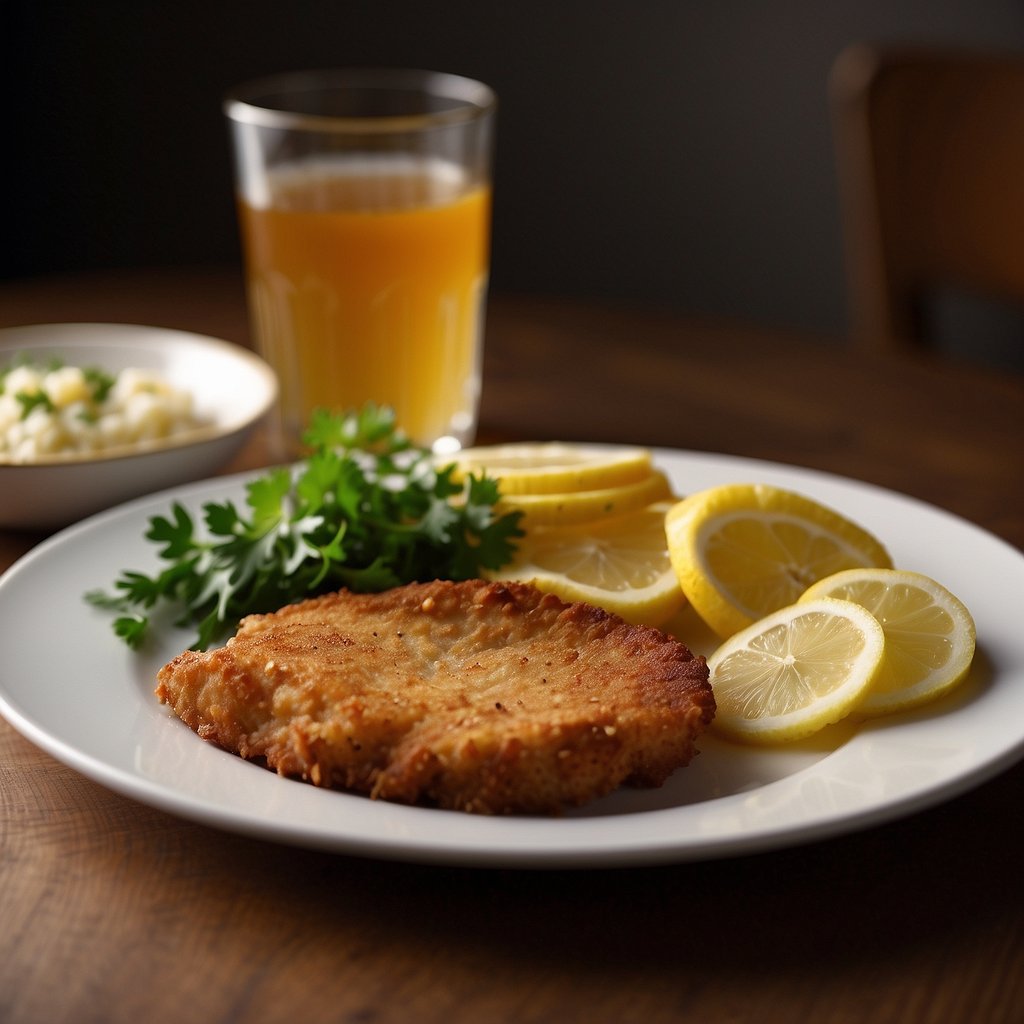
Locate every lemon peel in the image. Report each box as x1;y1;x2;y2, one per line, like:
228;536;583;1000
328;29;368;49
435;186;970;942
448;442;653;495
496;470;673;528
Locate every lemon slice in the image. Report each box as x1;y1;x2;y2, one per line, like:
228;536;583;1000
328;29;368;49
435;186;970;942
487;501;685;626
707;598;886;743
665;483;892;638
448;442;654;495
497;470;673;528
799;568;976;716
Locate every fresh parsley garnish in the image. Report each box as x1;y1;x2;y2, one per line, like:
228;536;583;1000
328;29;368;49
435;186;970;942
15;390;56;419
2;356;114;419
85;404;523;651
83;366;116;404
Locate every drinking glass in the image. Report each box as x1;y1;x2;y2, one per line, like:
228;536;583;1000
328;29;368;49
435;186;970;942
225;69;496;458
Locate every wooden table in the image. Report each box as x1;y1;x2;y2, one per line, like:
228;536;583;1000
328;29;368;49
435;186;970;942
2;268;1022;1024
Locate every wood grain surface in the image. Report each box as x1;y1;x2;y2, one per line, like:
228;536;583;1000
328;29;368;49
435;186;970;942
1;268;1022;1024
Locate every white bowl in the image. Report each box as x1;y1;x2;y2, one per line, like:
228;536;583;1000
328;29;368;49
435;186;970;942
0;323;278;530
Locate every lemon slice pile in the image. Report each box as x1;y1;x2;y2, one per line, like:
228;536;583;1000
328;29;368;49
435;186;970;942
451;442;685;626
663;483;976;743
452;449;979;744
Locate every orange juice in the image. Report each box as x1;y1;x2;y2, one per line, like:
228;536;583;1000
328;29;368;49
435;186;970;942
238;155;490;453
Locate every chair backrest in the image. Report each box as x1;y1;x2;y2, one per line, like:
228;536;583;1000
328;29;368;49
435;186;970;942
829;44;1024;354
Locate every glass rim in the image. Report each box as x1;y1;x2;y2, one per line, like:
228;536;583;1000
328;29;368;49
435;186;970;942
223;68;496;133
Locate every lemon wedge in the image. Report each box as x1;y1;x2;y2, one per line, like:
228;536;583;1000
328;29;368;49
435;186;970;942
497;470;673;528
448;442;653;495
487;501;685;626
665;483;892;638
799;568;976;716
707;597;886;743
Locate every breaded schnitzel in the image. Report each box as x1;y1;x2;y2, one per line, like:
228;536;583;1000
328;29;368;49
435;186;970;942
155;579;714;814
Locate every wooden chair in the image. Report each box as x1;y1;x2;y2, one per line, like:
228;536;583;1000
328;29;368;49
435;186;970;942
829;44;1024;355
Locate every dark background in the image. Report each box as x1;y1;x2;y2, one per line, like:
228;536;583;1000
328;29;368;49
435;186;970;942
5;1;1024;363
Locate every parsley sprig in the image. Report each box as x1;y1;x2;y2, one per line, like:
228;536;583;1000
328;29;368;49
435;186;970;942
86;404;523;650
1;355;116;419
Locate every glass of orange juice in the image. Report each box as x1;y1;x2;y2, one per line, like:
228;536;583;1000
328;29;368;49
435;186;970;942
224;69;495;458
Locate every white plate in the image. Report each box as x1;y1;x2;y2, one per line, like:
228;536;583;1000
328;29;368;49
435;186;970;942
0;323;277;529
1;448;1022;867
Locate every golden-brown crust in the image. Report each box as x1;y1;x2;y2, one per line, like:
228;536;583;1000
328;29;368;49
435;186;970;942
155;579;714;815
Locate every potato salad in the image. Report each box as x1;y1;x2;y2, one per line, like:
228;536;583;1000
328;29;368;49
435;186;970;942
0;359;202;462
